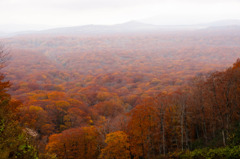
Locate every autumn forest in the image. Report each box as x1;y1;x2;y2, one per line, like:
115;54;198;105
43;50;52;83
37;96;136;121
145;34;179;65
0;26;240;159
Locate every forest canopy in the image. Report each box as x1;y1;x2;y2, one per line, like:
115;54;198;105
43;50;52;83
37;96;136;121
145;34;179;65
0;28;240;158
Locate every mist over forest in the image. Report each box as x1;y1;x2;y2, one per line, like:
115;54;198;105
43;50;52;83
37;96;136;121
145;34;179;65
1;0;240;158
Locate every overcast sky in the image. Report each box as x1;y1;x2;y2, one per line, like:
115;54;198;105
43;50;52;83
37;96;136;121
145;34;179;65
0;0;240;32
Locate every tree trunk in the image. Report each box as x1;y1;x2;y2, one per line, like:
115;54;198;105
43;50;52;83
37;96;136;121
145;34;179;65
222;130;226;146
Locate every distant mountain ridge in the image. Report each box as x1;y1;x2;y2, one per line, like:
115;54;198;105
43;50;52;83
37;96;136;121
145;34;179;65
200;19;240;27
38;20;160;35
1;19;240;37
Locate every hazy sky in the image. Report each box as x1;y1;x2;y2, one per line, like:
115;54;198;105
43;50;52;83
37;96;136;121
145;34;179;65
0;0;240;32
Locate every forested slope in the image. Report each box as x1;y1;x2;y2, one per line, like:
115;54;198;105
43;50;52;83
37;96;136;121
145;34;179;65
0;28;240;158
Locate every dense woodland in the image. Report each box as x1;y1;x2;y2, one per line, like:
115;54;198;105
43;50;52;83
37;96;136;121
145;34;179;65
0;28;240;158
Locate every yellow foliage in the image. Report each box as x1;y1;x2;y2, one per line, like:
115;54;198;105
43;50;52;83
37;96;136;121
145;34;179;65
29;105;43;112
100;131;130;159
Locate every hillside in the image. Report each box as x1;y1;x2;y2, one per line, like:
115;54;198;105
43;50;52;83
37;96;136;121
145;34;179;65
0;24;240;158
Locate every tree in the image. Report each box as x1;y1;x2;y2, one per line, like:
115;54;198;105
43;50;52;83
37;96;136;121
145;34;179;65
127;98;158;159
100;131;130;159
0;44;38;158
46;126;102;159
